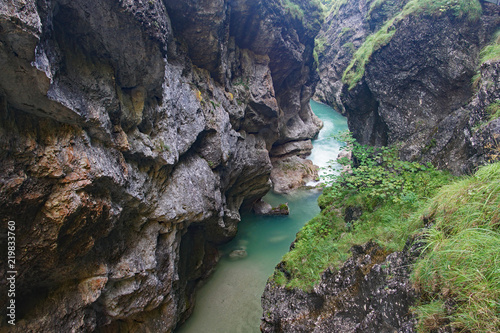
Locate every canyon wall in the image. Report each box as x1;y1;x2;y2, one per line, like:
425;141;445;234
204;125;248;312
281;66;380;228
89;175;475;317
262;1;500;332
315;0;500;173
0;0;321;331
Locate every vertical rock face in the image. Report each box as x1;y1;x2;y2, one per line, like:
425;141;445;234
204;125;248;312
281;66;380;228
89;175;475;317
315;0;500;173
314;0;410;115
0;0;321;331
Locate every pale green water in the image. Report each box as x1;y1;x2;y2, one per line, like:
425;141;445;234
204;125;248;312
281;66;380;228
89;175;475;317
175;101;347;333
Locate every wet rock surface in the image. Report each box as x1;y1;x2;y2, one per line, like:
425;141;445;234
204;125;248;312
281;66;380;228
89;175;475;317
0;0;321;331
270;156;319;194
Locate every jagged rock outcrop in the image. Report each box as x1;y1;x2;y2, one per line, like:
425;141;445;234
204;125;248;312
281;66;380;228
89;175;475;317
315;0;500;174
0;0;321;331
269;139;319;193
261;241;419;333
314;0;410;114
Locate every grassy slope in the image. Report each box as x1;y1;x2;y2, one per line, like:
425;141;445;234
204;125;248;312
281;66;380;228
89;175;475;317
473;29;500;88
479;29;500;64
412;162;500;332
270;137;500;331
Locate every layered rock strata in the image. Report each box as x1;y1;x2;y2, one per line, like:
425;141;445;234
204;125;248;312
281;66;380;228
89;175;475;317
0;0;321;331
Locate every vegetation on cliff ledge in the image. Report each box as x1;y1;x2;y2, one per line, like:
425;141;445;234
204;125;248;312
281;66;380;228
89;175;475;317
272;134;454;290
473;28;500;87
412;162;500;332
280;0;325;32
479;29;500;64
270;133;500;331
341;0;482;89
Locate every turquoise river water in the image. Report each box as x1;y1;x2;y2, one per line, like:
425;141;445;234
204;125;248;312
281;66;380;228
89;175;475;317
176;101;348;333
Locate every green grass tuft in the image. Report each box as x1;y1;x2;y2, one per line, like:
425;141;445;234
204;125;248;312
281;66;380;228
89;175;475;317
472;29;500;91
342;18;397;90
327;0;348;16
486;101;500;122
479;29;500;65
412;162;500;332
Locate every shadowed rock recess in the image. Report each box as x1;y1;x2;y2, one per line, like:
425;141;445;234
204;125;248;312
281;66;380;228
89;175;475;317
0;0;322;331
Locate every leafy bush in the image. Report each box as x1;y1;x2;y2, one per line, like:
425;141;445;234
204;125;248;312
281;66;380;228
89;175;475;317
271;132;453;290
323;132;441;206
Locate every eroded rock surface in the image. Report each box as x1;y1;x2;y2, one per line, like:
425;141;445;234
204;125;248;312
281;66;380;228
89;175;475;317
0;0;321;331
261;241;419;333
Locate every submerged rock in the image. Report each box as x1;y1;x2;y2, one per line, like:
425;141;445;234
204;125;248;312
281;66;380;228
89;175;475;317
229;249;248;260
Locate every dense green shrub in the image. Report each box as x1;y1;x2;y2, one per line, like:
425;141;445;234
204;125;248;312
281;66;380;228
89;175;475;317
271;132;454;290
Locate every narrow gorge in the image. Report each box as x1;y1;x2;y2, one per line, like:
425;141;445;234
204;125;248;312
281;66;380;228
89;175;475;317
262;0;500;332
1;0;499;332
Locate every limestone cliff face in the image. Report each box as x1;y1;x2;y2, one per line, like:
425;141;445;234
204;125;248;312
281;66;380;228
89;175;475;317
0;0;321;331
314;0;410;114
315;0;500;173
